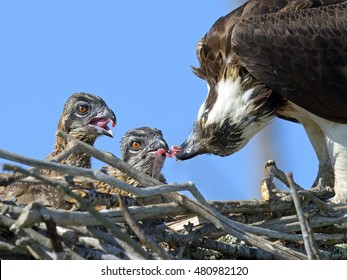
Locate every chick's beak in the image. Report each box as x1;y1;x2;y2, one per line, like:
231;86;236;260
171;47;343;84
89;107;117;138
144;136;169;157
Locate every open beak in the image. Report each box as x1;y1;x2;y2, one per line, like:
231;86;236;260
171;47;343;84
89;107;117;137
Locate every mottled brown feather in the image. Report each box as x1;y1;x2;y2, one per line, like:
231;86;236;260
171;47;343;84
94;127;169;208
3;93;116;208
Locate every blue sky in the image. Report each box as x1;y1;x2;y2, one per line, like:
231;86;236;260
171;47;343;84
0;0;318;201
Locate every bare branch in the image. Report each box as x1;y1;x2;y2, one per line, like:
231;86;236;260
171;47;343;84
1;142;346;260
2;164;151;260
0;143;308;259
119;195;172;260
287;172;320;260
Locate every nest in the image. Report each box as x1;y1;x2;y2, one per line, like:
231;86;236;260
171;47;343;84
0;131;346;260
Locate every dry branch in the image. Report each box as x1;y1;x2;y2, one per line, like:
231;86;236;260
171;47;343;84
287;172;320;259
0;133;346;260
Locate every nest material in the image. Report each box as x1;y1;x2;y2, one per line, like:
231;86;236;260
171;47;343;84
0;131;346;260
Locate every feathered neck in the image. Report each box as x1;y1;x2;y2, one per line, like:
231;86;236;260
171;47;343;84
45;132;99;174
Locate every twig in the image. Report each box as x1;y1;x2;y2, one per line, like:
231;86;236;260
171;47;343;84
266;161;336;204
48;141;79;164
0;149;307;259
72;245;120;260
297;190;336;213
70;226;130;259
163;192;307;259
0;201;186;227
3;198;345;243
0;150;209;207
119;195;172;260
190;238;279;260
4;142;345;259
2;164;151;260
0;143;325;259
56;131;213;207
256;210;347;232
208;182;334;214
42;214;64;259
77;236;124;258
0;240;31;259
287;172;320;260
0;212;53;259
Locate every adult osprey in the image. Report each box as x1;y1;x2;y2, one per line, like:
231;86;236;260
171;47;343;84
176;0;347;203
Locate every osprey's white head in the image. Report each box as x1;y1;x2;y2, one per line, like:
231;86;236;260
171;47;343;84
177;66;283;160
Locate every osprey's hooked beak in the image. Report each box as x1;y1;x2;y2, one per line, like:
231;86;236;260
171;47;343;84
176;126;203;160
89;107;117;138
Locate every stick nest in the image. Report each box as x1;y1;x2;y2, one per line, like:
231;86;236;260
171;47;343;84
0;131;346;260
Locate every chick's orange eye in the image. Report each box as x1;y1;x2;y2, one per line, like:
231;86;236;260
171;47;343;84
131;141;141;149
78;105;88;114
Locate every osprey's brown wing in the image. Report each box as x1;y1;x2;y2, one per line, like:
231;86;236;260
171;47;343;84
231;2;347;122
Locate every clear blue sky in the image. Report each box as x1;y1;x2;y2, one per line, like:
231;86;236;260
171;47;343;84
0;0;318;201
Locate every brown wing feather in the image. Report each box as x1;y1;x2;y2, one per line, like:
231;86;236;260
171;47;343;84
231;1;347;122
196;0;326;82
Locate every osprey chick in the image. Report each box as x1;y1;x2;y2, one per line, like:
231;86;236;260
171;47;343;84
4;92;116;208
91;127;170;208
176;0;347;203
97;126;169;192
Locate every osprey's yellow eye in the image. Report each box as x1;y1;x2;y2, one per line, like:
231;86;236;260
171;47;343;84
201;114;207;128
78;104;88;114
131;141;141;149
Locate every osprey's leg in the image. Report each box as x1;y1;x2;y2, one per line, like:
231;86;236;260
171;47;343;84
281;102;342;202
301;122;334;190
322;124;347;204
303;120;347;203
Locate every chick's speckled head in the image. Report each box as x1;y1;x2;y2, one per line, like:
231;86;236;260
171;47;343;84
57;92;116;144
121;127;169;178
